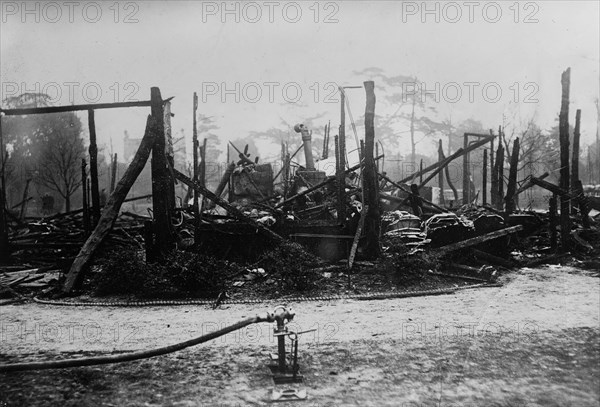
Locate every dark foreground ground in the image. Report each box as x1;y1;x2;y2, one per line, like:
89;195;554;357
1;266;599;406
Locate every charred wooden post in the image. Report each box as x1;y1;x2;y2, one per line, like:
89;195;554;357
558;68;571;250
283;151;290;200
362;81;380;258
86;178;91;214
462;133;469;204
110;153;118;192
81;159;90;234
438;139;445;206
200;137;208;210
495;143;505;210
443;151;459;204
375;142;380;173
19;179;31;220
504;137;520;213
87;109;100;225
192;92;199;215
337;90;347;223
322;123;328;159
150;87;175;254
489;131;495;205
339;89;347;173
549;195;558;252
409;184;424;217
163;100;176;210
63;115;157;293
571;109;584;220
482;149;488;206
490;133;498;208
0;114;8;262
200;138;207;187
360;139;365;162
571;109;581;192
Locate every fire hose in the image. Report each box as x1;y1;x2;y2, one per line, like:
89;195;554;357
31;283;501;307
0;307;295;373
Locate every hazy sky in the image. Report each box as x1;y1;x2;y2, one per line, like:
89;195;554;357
1;0;599;165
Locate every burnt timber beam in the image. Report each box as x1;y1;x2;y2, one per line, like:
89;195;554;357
0;100;152;116
399;136;493;185
434;225;523;255
63;115;157;294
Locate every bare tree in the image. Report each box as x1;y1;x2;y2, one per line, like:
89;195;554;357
34;112;85;212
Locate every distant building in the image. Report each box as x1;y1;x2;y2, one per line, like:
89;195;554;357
123;130;141;162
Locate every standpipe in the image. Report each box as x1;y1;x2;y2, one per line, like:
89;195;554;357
0;307;295;373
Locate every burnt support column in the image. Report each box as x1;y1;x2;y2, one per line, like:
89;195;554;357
549;195;558;252
438;139;445;206
496;144;505;211
505;137;520;213
82;159;90;234
490;133;498;208
192;92;199;216
482;149;488;206
0;114;9;262
337;88;347;224
110;153;118;192
362;81;380;259
88;109;100;225
462;133;469;205
558;68;571;250
571;109;581;192
150;87;174;255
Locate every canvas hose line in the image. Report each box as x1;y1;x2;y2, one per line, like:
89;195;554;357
31;283;500;307
1;286;501;372
0;309;290;372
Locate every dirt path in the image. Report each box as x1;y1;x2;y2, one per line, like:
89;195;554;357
1;265;599;406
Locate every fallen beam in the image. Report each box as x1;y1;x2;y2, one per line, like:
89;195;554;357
172;168;284;242
398;136;493;184
418;148;464;189
434;225;523;255
530;177;580;201
515;172;549;196
1;100;153;116
63;115;157;294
